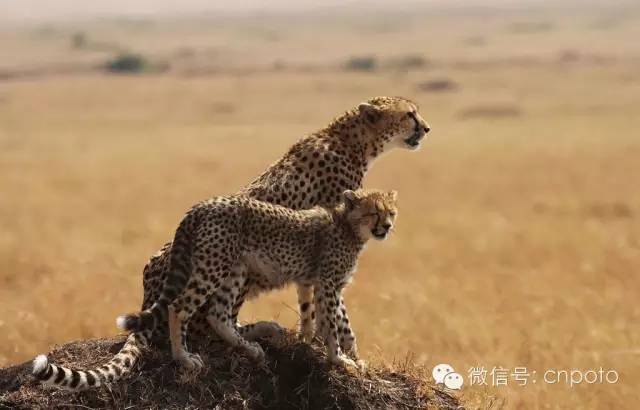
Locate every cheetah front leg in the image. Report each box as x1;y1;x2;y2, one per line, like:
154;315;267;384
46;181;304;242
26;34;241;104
315;282;359;370
315;290;362;366
336;294;360;362
231;278;283;341
297;282;315;343
206;269;266;363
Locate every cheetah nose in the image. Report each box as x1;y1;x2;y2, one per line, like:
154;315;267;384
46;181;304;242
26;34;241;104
382;222;392;230
424;126;431;133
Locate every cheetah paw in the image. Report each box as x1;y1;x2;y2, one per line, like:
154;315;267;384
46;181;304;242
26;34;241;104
177;352;204;372
340;338;356;353
245;342;266;363
300;328;314;344
330;354;360;371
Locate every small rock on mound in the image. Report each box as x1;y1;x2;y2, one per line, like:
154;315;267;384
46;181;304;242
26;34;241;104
0;332;460;409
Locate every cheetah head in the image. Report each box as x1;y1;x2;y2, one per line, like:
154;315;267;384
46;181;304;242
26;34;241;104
342;189;398;241
358;96;430;151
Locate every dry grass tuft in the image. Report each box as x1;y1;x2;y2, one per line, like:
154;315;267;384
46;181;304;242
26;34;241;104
0;331;460;410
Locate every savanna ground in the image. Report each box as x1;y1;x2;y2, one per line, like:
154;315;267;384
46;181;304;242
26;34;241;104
1;3;639;409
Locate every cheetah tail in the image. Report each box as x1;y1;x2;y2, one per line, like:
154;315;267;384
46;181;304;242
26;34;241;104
117;205;198;334
116;301;167;333
32;332;148;390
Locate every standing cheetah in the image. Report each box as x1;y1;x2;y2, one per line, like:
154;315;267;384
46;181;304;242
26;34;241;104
32;96;429;389
118;188;397;371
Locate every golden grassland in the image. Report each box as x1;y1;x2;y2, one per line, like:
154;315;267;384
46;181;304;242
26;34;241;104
1;6;639;408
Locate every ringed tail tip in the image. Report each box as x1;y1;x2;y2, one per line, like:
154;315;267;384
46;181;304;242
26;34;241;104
33;354;49;375
116;315;128;330
116;312;151;332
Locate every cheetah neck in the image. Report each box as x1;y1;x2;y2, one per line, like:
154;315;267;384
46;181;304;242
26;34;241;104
330;205;368;248
323;111;395;170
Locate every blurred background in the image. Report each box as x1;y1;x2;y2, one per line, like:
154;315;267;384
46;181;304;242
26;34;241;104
0;0;638;408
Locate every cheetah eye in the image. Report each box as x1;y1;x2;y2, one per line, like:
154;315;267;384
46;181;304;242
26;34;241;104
389;211;396;217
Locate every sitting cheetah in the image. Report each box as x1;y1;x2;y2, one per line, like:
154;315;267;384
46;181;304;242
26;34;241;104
32;96;429;389
118;188;397;370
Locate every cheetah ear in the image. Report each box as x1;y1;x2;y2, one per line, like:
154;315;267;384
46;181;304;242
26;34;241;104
358;102;381;124
358;102;377;112
389;190;398;201
342;190;358;209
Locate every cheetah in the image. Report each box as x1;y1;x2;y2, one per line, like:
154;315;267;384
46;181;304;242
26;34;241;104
32;96;429;389
119;188;397;371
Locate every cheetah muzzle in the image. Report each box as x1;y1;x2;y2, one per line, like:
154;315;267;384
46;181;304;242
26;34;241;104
404;111;430;149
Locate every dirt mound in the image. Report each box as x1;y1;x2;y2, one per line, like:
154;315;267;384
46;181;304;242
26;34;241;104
0;332;460;409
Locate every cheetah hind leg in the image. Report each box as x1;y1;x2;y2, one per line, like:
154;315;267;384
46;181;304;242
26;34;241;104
168;305;204;373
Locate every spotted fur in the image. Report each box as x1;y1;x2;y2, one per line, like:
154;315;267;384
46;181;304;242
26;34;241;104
122;189;398;370
33;96;429;389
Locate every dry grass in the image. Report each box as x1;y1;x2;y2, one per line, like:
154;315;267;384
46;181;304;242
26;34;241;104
1;4;640;409
0;332;460;409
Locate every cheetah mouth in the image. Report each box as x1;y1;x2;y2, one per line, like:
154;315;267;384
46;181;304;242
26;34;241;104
404;133;424;149
372;230;388;240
